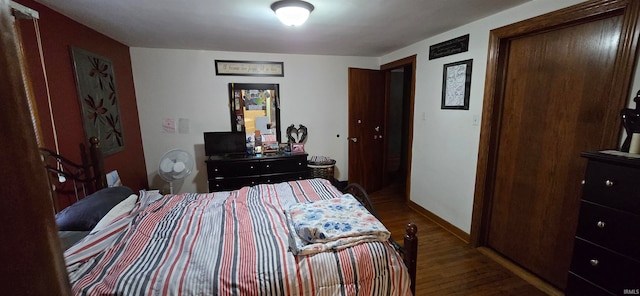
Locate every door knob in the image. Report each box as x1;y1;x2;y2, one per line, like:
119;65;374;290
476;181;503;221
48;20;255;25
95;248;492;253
349;137;358;143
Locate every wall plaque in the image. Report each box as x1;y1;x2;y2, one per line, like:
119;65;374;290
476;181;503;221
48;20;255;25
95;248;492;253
429;34;469;60
215;60;284;77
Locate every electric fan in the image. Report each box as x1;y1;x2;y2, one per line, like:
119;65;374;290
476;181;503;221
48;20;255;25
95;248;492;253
158;149;194;194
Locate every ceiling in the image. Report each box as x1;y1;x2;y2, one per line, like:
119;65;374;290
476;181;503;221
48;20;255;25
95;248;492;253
34;0;530;57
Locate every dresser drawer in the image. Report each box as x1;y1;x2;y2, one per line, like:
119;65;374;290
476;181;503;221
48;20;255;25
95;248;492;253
208;176;262;192
569;238;640;293
261;171;309;184
566;273;615;296
207;160;260;177
260;156;307;174
576;201;640;260
583;161;640;214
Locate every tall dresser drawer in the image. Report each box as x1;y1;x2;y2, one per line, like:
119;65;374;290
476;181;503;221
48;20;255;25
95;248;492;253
576;201;640;260
566;273;615;296
568;152;640;295
582;161;640;214
570;238;640;293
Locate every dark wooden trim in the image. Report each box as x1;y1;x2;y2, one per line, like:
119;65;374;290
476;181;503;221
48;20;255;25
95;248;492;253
381;55;416;203
470;0;640;247
408;200;470;243
0;0;71;293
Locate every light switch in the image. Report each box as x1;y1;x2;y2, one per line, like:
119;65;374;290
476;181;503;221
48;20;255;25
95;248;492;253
178;118;189;134
473;114;480;126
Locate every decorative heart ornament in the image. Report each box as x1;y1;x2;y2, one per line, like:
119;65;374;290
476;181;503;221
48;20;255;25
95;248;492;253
286;124;308;143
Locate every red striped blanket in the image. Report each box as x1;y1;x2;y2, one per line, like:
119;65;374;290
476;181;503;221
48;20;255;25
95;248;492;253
65;178;411;295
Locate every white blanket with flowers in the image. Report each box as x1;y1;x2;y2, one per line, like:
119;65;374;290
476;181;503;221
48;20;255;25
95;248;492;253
286;193;390;255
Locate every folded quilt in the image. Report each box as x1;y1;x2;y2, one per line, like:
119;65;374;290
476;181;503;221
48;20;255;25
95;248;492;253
285;193;390;255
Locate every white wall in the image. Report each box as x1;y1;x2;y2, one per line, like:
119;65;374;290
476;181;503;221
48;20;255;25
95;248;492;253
130;48;378;193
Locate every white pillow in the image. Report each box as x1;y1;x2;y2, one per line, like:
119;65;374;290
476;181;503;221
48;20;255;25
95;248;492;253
90;194;138;234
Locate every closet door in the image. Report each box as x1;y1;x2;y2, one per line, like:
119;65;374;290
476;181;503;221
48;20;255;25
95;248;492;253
484;7;636;289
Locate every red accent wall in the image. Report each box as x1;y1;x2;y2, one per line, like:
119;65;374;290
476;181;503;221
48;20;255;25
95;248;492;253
15;0;148;208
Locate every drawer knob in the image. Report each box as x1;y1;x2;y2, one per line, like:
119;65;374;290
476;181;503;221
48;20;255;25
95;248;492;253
214;168;218;172
250;165;254;169
266;164;270;168
589;259;599;267
596;221;606;229
605;180;614;187
581;180;585;185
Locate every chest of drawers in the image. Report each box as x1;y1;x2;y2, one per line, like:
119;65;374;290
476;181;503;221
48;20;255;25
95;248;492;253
206;153;309;192
566;151;640;295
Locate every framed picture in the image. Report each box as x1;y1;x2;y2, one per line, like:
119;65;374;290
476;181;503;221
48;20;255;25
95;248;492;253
291;143;305;153
441;59;473;110
71;47;125;155
215;60;284;77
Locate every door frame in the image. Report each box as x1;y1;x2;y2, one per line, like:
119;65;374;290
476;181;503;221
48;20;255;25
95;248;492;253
381;55;416;201
470;0;640;246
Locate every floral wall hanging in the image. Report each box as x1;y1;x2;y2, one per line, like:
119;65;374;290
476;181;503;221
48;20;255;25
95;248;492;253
71;47;124;155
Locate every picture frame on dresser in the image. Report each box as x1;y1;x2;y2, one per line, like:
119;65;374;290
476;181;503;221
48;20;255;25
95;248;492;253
291;143;305;153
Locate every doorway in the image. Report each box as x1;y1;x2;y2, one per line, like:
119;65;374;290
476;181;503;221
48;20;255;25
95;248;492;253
347;55;416;199
383;66;413;195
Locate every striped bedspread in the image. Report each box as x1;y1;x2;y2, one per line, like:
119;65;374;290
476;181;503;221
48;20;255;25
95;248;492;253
65;178;412;295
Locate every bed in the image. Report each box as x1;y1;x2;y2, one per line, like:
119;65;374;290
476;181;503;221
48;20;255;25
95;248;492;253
44;138;418;295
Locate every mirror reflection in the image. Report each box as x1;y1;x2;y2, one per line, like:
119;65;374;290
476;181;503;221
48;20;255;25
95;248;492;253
229;83;281;143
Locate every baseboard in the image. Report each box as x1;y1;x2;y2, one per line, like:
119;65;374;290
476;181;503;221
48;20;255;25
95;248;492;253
407;200;470;243
477;247;564;296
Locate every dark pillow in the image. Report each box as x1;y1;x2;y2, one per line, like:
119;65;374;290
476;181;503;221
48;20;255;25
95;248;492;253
55;186;134;231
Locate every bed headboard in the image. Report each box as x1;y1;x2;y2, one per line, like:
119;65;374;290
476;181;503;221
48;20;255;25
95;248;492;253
40;137;107;212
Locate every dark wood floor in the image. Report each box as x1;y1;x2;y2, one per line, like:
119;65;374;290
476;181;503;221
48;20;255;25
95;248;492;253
370;180;549;296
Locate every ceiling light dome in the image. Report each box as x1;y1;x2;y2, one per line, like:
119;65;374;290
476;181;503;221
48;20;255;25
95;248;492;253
271;0;314;26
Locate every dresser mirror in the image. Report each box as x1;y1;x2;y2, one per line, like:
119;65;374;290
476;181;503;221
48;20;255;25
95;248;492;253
228;83;281;143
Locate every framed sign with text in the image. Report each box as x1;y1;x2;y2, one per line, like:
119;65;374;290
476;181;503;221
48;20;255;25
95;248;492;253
215;60;284;77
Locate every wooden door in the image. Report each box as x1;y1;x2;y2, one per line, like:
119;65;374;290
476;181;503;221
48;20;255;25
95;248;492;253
477;1;640;289
348;68;384;192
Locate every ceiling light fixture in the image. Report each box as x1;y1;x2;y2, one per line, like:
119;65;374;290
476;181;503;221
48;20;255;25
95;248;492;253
271;0;314;27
